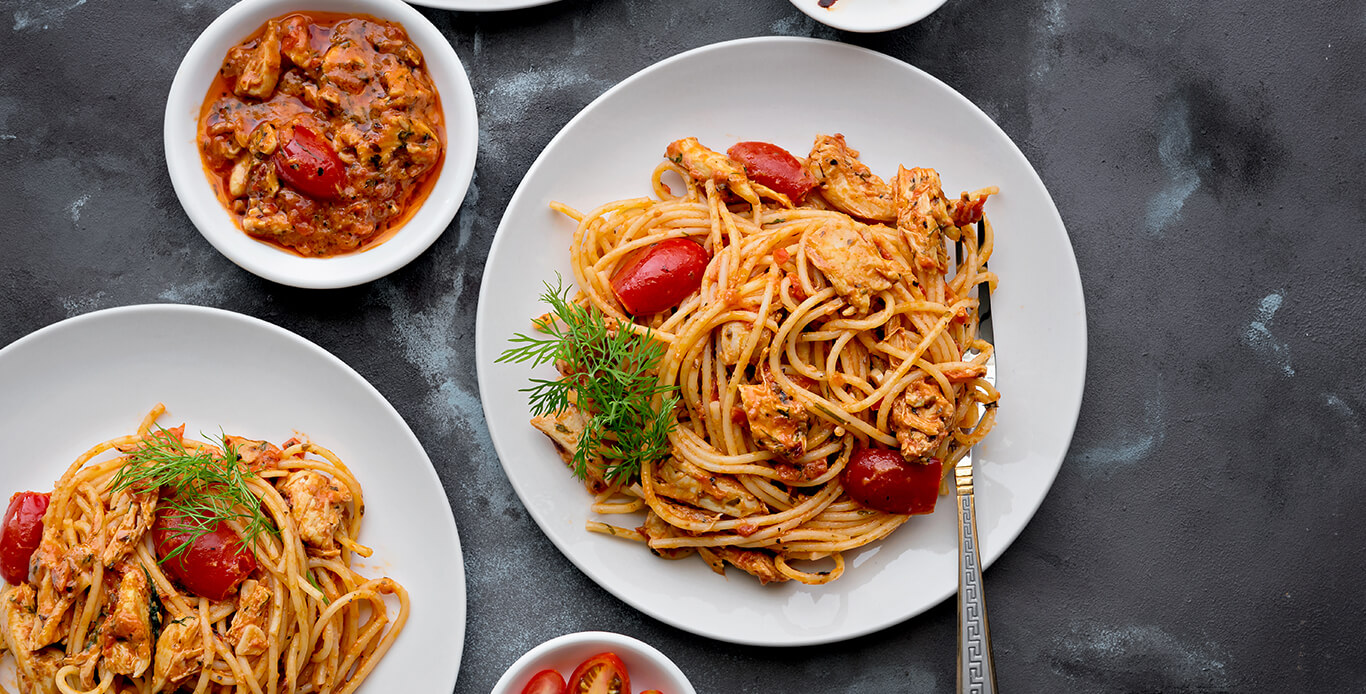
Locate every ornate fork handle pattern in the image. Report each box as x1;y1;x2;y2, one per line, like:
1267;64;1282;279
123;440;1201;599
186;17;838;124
956;459;997;694
955;219;998;693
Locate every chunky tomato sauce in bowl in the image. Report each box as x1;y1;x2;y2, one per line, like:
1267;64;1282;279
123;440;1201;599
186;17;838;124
165;0;477;288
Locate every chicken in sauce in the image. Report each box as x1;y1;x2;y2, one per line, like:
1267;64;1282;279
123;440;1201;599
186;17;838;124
198;13;444;257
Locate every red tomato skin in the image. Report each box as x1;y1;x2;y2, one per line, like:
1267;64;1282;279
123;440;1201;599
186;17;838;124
273;125;347;200
152;510;257;602
951;195;989;227
0;492;50;585
842;448;942;515
520;669;567;694
727;142;817;204
567;652;631;694
610;238;709;316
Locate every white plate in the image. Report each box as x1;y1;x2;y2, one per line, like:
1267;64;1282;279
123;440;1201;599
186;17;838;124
407;0;560;10
789;0;948;33
164;0;479;289
475;37;1085;646
0;305;464;690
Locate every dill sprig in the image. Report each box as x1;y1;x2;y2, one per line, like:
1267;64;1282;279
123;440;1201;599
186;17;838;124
108;426;277;563
497;277;679;483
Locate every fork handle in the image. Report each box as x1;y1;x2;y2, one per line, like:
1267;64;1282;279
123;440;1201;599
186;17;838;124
956;462;997;694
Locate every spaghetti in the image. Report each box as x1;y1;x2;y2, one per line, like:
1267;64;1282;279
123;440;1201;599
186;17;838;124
0;405;406;694
531;135;1001;585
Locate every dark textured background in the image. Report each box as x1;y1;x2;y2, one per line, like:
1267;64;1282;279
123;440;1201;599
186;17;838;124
2;0;1364;692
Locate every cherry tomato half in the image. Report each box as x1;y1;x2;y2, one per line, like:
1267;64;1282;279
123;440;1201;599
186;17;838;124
842;448;942;515
273;125;347;200
0;492;50;585
610;238;709;316
567;652;631;694
727;141;817;204
521;669;567;694
152;508;257;601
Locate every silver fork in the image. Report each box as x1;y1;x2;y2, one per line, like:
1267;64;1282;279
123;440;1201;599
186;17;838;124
956;223;997;694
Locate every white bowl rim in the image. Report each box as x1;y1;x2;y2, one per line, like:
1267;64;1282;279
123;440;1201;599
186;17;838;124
407;0;561;10
787;0;950;33
490;631;696;694
163;0;479;289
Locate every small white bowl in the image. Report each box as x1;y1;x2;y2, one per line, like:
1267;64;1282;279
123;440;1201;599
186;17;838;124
788;0;949;33
491;632;697;694
164;0;478;289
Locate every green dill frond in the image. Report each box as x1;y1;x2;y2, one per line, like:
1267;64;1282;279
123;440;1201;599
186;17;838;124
108;426;278;564
500;275;678;484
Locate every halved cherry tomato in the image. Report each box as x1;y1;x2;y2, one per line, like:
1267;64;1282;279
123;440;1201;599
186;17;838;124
727;141;817;204
567;652;630;694
842;448;942;515
0;492;49;585
273;125;346;200
152;508;256;601
610;238;709;316
521;669;567;694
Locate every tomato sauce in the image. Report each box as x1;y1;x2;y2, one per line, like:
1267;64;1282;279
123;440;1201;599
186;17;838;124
197;12;445;258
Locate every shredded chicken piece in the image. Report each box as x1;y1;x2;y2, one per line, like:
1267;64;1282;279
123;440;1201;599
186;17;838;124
374;110;416;164
102;568;152;678
280;471;352;553
247;122;279;157
941;362;988;382
225;579;272;656
278;15;321;73
225;435;283;472
773;457;830;485
230;20;283;99
364;19;422;65
893;166;954;272
806;134;896;222
32;539;89;648
530;404;610;494
153;616;204;688
738;367;809;461
242;206;290;235
635;511;695;560
380;55;428;108
2;583;39;652
717;321;772;365
804;221;900;314
711;547;790;585
654;459;765;518
21;647;64;694
890;380;955;461
666;137;761;206
102;491;157;567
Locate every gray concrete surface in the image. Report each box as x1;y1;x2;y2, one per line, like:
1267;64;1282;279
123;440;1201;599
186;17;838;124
1;0;1363;691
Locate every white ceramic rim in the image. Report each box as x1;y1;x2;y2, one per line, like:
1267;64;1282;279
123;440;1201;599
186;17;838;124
407;0;560;11
490;632;696;694
163;0;479;289
475;36;1086;646
0;304;466;691
788;0;949;32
